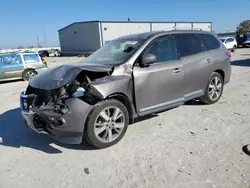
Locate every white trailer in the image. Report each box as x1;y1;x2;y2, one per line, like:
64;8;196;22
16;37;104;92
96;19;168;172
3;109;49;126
58;21;212;56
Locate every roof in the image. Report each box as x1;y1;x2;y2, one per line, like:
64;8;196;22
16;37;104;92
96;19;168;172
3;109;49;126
116;29;212;41
58;20;212;32
116;31;166;40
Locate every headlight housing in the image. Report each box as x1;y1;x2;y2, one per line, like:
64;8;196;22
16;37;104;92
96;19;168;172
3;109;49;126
72;87;85;98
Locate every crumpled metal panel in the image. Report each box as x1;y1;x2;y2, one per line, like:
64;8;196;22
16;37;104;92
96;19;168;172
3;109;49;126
29;63;113;90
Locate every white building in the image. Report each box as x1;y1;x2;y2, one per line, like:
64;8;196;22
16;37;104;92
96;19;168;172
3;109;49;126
58;20;212;56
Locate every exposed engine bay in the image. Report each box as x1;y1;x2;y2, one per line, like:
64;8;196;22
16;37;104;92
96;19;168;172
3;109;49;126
24;68;112;129
21;62;133;141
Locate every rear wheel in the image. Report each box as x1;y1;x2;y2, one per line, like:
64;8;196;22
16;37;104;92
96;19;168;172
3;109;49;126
200;72;224;104
22;69;37;81
231;45;236;52
84;99;129;149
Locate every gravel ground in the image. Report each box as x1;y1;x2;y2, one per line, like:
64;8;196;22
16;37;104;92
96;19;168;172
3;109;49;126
0;49;250;188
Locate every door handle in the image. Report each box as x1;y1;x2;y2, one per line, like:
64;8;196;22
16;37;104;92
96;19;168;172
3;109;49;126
172;68;181;73
206;59;212;63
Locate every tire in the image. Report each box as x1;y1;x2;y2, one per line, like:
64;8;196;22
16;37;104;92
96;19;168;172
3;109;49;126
84;99;129;149
231;45;236;52
199;72;224;104
22;69;37;81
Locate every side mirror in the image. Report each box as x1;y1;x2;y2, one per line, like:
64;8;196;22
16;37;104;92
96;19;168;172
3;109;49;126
141;54;156;66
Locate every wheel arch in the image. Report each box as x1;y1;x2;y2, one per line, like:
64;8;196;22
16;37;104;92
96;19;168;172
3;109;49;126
214;69;225;81
107;93;136;124
22;68;37;78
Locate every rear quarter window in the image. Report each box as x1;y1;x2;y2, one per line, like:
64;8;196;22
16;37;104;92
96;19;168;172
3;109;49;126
200;34;220;50
23;54;41;64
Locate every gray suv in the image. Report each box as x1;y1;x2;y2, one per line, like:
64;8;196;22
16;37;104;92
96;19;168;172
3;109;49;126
20;30;231;148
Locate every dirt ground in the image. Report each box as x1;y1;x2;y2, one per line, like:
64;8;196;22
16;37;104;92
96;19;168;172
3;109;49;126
0;49;250;188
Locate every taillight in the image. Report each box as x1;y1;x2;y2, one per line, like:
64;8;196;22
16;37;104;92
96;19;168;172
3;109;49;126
226;51;231;58
42;59;47;65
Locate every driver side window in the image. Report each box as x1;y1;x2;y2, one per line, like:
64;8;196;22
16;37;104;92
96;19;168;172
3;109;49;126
143;36;178;63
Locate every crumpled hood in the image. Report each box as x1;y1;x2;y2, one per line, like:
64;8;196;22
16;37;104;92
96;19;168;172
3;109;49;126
29;63;113;90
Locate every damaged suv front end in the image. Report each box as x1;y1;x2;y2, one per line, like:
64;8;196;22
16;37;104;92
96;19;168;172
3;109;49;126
20;64;115;144
20;38;142;146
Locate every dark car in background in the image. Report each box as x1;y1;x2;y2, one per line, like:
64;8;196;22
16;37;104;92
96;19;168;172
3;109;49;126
38;50;49;57
20;29;231;148
236;32;250;47
39;49;60;57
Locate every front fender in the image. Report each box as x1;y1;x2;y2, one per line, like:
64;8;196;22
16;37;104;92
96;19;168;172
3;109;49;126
90;75;133;101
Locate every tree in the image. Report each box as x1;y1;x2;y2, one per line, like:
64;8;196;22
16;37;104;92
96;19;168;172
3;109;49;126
236;20;250;33
17;46;24;49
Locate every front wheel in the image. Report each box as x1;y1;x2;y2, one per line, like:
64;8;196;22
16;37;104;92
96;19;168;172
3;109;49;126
84;99;129;149
200;72;224;104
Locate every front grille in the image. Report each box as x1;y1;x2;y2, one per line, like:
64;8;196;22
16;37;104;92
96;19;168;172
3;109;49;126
25;86;53;106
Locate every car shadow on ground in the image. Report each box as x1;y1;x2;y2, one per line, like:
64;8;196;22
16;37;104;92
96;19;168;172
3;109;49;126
242;145;250;156
184;99;204;106
131;114;159;125
231;59;250;67
0;79;24;84
0;108;96;154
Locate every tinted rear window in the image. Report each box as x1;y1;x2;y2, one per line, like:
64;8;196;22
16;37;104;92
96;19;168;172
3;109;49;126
175;34;203;57
200;34;220;50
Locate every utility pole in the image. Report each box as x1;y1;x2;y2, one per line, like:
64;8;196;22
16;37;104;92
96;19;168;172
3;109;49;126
37;36;40;48
43;28;47;47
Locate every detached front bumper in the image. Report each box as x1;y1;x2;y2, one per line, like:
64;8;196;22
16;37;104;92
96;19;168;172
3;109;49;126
20;92;94;144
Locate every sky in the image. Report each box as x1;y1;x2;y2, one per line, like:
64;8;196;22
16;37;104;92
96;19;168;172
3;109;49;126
0;0;249;49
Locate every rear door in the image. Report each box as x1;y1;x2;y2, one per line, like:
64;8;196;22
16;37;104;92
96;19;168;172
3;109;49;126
174;33;209;100
1;54;24;79
133;35;184;115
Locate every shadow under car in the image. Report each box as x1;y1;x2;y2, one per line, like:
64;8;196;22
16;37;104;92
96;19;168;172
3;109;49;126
0;108;95;154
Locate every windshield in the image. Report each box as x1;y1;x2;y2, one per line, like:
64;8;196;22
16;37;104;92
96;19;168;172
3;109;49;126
220;38;226;42
83;39;144;65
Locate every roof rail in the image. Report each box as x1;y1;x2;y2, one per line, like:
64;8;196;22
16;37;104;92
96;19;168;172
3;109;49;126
164;26;203;31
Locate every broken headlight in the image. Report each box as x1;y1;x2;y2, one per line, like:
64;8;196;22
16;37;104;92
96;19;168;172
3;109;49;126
72;87;85;98
59;80;86;99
